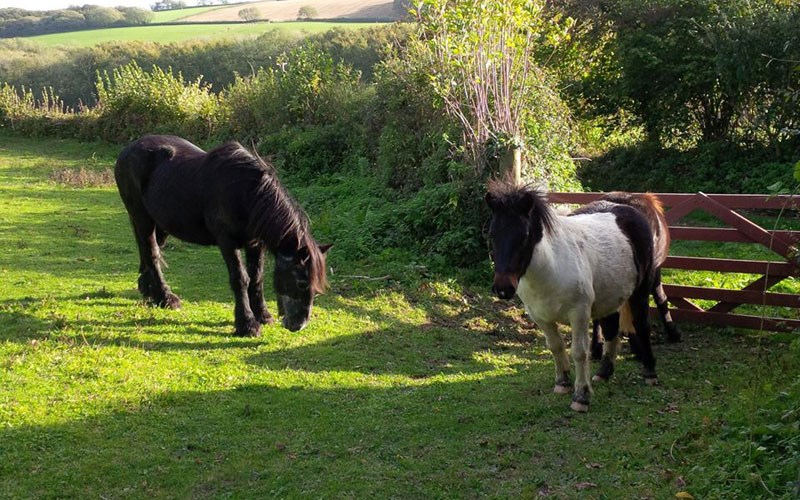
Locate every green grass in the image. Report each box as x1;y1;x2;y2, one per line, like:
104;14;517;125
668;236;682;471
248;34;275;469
664;211;800;317
0;133;798;498
24;22;383;47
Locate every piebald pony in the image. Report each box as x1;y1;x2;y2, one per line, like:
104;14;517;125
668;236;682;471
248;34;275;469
485;181;658;412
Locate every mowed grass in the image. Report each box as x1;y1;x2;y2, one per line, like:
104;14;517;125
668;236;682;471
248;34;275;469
0;134;798;498
25;21;383;47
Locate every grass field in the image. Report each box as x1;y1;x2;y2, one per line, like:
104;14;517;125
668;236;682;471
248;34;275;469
25;21;382;47
0;134;797;498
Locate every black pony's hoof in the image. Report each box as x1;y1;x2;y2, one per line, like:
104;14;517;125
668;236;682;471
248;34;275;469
159;293;182;310
234;320;261;338
255;310;275;326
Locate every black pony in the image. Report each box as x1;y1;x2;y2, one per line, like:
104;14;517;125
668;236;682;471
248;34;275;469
115;135;331;335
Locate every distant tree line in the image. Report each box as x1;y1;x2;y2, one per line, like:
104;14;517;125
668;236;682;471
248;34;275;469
0;5;153;38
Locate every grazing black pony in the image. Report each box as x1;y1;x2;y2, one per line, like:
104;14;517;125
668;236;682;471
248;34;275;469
485;181;658;412
571;192;681;361
115;135;331;335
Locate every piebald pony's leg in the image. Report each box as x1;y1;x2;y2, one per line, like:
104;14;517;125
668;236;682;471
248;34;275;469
593;312;621;382
569;309;592;412
540;322;571;394
653;268;681;342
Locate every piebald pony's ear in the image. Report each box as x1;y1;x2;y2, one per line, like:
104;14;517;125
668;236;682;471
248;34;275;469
318;243;333;254
519;190;536;216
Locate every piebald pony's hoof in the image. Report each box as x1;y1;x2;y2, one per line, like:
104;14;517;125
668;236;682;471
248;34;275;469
554;384;571;395
570;401;589;412
591;375;608;383
645;377;658;386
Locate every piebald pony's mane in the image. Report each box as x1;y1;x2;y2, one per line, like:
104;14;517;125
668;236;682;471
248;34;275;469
486;180;557;234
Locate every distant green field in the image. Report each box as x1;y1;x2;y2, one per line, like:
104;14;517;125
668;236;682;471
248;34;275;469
151;5;225;23
26;22;382;47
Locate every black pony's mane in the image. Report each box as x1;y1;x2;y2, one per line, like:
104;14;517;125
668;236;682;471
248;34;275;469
486;179;556;233
208;141;327;293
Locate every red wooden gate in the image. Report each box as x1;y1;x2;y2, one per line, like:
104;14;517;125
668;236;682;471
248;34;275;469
548;192;800;332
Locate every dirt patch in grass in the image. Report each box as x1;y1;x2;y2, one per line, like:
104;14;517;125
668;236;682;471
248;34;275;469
50;167;115;188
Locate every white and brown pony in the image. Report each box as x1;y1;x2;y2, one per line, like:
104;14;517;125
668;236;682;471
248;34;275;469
573;192;681;361
485;181;658;412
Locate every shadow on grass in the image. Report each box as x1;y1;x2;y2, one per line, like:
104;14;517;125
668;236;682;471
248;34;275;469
2;319;793;498
0;375;662;499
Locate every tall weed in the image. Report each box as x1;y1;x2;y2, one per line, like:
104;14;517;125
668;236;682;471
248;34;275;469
0;84;86;137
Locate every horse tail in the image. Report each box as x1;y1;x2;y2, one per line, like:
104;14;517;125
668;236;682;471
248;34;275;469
115;138;176;194
619;300;635;334
641;193;670;266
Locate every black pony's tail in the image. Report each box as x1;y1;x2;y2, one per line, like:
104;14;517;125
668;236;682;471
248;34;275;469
115;142;175;194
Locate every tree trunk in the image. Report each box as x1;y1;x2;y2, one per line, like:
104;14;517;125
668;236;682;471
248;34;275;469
499;144;523;185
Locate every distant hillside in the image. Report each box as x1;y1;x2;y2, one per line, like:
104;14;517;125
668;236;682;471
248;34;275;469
0;5;153;38
178;0;402;22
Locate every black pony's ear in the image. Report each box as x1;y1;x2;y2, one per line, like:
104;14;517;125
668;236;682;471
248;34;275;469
484;192;496;209
318;243;333;254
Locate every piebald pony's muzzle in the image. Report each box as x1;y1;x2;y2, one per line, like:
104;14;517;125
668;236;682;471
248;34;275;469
491;272;520;300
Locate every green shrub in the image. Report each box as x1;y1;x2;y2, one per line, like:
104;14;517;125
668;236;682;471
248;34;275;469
577;0;800;151
580;141;796;194
219;44;368;133
219;44;371;178
0;33;302;111
93;61;219;143
371;43;457;191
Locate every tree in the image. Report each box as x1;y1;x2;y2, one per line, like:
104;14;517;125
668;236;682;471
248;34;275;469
238;7;259;21
607;0;800;148
82;6;124;28
412;0;575;183
297;6;318;19
117;7;154;25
